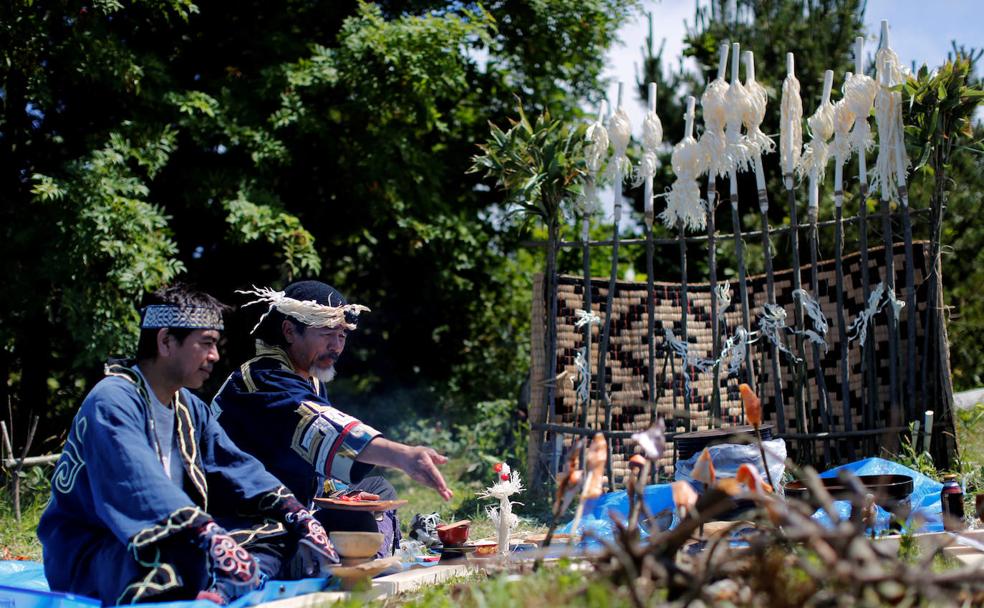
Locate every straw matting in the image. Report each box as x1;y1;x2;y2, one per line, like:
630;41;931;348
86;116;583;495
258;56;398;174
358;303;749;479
530;242;932;486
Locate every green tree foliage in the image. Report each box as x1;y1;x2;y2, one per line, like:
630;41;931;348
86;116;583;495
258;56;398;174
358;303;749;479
901;49;984;390
0;0;637;447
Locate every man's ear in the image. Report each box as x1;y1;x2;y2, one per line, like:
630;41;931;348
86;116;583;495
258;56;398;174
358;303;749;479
282;319;296;345
156;328;171;358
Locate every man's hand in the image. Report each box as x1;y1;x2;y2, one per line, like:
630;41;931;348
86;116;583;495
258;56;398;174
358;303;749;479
359;439;453;501
400;446;453;501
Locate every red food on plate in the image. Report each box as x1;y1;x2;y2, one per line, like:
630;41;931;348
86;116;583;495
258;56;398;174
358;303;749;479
336;491;381;502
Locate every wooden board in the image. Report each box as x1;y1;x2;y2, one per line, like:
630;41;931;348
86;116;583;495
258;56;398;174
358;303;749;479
313;498;408;512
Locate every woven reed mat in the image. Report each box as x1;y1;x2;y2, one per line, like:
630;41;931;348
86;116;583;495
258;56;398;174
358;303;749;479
530;242;933;485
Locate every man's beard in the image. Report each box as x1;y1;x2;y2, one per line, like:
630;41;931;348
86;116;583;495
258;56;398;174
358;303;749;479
309;364;336;383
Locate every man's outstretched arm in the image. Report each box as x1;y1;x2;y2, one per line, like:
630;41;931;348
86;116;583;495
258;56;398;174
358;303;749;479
358;437;453;501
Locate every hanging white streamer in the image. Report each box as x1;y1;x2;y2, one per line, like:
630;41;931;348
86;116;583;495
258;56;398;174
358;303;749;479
662;130;706;232
700;76;731;178
871;41;909;201
780;69;803;175
724;77;752;172
793;289;830;351
636;109;664;186
724;326;758;377
715;281;733;318
585;119;610;176
742;67;774;156
574;309;601;329
607;107;632;182
572;348;590;407
844;72;877;153
799;95;835;182
572;309;600;409
758;304;802;363
832;96;855;168
581;117;610;214
847;282;906;346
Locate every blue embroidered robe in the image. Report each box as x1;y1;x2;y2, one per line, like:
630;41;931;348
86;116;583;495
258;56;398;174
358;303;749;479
38;364;291;605
211;343;380;506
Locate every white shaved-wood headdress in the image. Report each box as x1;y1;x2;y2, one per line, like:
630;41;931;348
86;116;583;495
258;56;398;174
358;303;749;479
237;285;370;333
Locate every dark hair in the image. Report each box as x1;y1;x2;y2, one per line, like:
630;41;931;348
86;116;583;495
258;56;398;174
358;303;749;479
254;308;306;348
135;284;229;361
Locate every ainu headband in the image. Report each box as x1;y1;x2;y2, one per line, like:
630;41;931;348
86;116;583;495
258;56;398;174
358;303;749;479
140;305;225;331
237;285;370;334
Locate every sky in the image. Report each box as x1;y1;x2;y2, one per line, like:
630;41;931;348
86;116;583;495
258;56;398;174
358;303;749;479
604;0;982;131
595;0;982;229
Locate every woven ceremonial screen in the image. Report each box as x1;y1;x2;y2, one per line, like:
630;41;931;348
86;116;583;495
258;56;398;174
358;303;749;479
529;242;931;486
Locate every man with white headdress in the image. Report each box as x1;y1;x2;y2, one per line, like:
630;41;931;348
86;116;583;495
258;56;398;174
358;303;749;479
211;281;452;557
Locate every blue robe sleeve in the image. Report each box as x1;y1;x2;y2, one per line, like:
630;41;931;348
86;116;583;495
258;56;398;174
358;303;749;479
81;380;208;548
215;366;380;488
257;368;380;484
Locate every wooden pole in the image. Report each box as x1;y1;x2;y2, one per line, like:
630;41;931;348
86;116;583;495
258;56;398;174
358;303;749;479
598;83;625;488
707;174;721;425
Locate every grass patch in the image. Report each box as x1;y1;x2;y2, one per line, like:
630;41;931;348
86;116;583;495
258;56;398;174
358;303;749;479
0;479;48;561
331;560;638;608
955;402;984;466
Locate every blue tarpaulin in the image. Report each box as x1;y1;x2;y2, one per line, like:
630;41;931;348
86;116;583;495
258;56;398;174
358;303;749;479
0;560;337;608
557;457;945;540
815;457;944;532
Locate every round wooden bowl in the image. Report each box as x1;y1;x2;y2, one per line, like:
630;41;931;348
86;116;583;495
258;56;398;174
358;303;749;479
436;520;471;546
330;531;384;565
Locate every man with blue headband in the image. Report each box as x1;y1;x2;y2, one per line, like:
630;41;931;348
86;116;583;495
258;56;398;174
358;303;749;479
38;285;339;605
212;281;452;557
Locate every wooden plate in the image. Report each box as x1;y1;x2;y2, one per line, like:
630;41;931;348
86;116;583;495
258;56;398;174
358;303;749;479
314;497;408;512
330;556;402;590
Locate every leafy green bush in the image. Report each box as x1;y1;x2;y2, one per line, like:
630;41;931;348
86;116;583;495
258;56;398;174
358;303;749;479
453;399;528;479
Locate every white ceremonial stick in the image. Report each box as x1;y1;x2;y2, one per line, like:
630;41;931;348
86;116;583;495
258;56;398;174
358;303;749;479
784;52;796;187
645;82;657;229
729;42;741;205
836;71;853;208
809;70;834;212
584;101;607;244
879;20;910;207
685;96;695;142
614;82;624;225
746;51;768;211
923;409;934;453
854;37;868;190
718;42;729;81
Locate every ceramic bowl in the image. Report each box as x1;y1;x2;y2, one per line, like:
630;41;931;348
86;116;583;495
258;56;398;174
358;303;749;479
329;531;384;563
436;520;471;546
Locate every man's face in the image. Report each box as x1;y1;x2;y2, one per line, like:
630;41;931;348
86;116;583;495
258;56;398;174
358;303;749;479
166;329;221;389
286;323;347;380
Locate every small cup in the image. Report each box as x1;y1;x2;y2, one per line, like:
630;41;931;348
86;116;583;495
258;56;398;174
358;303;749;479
436;520;471;546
